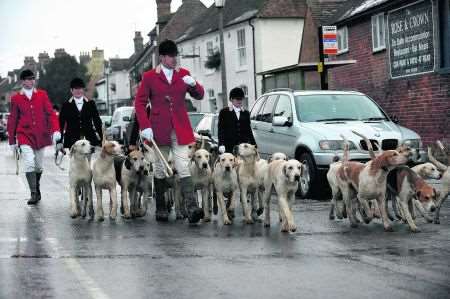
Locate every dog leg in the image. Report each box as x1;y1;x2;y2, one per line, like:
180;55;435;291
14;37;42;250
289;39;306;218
278;194;293;232
286;191;297;232
240;186;253;224
129;187;137;218
256;187;264;216
217;192;231;225
263;186;272;227
80;186;87;218
433;192;448;224
69;186;79;218
202;188;211;222
121;186;131;219
110;187;118;220
377;195;393;232
400;199;420;232
329;194;336;220
342;188;358;227
414;199;433;223
87;184;94;220
95;187;104;222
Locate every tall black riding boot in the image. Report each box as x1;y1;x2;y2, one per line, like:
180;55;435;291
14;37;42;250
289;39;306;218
154;178;169;222
25;172;38;205
179;177;204;223
36;172;42;201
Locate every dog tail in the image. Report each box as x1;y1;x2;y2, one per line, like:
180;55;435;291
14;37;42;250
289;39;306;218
351;130;376;160
340;134;349;162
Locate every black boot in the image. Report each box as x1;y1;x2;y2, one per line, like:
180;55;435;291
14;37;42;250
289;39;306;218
179;177;204;224
25;172;38;205
154;178;169;222
36;172;42;201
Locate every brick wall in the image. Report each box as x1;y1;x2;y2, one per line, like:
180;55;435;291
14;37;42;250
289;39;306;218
329;18;450;146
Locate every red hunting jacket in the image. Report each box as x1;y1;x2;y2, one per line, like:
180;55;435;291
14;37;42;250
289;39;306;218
7;89;59;149
134;65;204;145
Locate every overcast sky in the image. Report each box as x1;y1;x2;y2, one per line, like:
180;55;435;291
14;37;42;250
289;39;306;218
0;0;214;78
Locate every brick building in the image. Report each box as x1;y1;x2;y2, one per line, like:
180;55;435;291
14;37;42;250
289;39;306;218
328;0;450;145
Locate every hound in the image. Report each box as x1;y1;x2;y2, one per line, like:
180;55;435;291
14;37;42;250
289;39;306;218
237;143;259;224
336;134;408;231
428;142;450;224
92;140;122;221
68;139;95;219
213;153;239;225
263;159;303;232
327;157;345;220
116;150;145;218
189;148;213;222
390;166;439;232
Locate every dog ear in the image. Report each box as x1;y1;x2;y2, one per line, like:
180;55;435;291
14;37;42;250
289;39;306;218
124;157;131;170
69;144;75;157
283;164;288;177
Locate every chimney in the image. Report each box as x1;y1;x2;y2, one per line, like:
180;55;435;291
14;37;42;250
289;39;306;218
134;31;144;53
155;0;171;22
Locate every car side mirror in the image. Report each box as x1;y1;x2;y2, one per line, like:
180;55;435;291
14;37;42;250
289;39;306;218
122;116;131;122
390;114;399;124
198;129;212;137
105;121;111;127
272;116;290;127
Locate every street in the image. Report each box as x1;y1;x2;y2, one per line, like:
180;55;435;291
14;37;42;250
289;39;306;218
0;141;449;299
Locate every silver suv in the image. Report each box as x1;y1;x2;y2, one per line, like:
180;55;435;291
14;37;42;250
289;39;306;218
250;89;425;198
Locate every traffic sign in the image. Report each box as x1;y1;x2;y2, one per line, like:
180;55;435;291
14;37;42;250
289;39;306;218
322;26;338;55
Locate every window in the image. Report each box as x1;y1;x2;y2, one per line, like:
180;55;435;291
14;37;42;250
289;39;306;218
337;26;348;53
240;85;249;109
250;96;266;120
207;89;215;98
206;41;214;57
273;95;293;124
439;0;450;70
237;29;247;67
258;95;278;123
372;13;386;52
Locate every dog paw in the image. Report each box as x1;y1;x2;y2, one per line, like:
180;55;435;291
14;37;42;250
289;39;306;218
244;218;254;224
96;216;104;222
203;216;211;223
329;215;335;220
434;219;440;224
122;213;131;219
384;226;394;232
410;227;421;233
223;218;232;225
289;225;297;232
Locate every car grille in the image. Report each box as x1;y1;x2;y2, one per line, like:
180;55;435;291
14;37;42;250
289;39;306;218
359;139;398;151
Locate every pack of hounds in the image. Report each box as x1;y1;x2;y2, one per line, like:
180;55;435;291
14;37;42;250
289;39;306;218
67;131;449;233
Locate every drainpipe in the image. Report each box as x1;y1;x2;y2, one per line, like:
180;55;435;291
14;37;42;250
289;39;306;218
249;18;257;101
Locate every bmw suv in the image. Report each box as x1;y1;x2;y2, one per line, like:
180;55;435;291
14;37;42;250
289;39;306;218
250;89;425;199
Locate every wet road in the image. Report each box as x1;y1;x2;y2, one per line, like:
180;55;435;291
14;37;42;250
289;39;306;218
0;142;449;299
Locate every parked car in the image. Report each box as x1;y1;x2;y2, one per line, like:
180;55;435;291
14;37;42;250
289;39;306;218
106;106;134;143
188;112;206;129
250;89;426;199
0;112;10;126
193;113;219;145
0;123;7;141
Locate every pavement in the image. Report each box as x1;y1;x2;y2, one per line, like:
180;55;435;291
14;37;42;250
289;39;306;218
0;141;449;299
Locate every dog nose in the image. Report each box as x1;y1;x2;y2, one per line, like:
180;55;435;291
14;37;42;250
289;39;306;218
202;163;208;169
90;147;95;153
225;166;231;171
144;170;148;176
430;206;436;212
139;166;144;171
294;175;300;181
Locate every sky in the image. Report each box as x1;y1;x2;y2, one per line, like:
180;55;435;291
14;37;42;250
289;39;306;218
0;0;215;78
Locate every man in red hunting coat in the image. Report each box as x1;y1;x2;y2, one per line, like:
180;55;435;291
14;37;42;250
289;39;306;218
135;39;205;223
7;69;61;205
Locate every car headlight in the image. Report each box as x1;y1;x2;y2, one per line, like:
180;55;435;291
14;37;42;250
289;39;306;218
402;139;422;149
319;140;357;151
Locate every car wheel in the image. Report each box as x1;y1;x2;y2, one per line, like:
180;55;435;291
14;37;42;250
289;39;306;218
298;153;317;199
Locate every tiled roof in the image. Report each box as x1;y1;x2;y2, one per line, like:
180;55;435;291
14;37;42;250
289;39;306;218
109;58;129;71
257;0;307;18
158;0;208;43
306;0;348;26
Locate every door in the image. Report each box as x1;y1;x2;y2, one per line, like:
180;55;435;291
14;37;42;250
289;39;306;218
252;94;278;158
269;94;297;158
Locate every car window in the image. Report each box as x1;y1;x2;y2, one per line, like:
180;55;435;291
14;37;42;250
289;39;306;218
258;94;278;123
111;111;120;124
294;94;387;122
273;95;293;123
250;96;266;120
195;115;213;133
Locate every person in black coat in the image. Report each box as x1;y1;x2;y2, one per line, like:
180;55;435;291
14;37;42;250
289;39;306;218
218;87;256;154
59;78;103;148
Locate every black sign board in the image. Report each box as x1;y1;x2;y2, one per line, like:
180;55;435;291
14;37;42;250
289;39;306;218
388;0;435;78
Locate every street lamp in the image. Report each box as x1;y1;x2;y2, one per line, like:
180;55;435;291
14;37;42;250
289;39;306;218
215;0;227;108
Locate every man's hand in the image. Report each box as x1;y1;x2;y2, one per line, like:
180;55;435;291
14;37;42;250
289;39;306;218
52;131;62;144
182;75;196;87
219;145;225;154
140;128;154;141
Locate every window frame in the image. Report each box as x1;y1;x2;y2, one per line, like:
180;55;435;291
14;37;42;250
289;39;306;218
372;13;386;52
337;26;349;54
236;28;247;69
439;0;450;72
